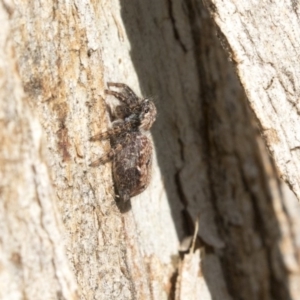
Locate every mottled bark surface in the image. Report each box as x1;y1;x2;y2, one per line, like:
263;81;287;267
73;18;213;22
1;0;299;299
0;1;77;299
205;0;300;201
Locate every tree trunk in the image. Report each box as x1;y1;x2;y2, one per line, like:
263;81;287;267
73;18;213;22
0;2;77;299
1;0;299;299
205;0;300;201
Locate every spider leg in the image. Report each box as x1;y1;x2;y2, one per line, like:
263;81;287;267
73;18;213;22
114;106;125;119
105;90;129;104
90;120;134;141
89;130;111;141
89;150;114;167
89;143;122;167
106;82;140;104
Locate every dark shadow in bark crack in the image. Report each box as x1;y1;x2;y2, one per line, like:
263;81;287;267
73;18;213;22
119;0;293;299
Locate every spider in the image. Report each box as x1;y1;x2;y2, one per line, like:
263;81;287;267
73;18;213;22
90;82;157;202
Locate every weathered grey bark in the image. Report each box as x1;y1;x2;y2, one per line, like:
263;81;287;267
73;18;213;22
0;2;77;299
1;0;300;299
205;0;300;202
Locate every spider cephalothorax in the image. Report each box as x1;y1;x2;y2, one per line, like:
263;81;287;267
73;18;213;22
90;82;156;202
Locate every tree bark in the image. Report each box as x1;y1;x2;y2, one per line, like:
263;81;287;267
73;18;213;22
1;0;299;299
205;0;300;201
0;2;77;299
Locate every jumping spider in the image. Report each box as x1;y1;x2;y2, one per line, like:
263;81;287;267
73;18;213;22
90;82;157;202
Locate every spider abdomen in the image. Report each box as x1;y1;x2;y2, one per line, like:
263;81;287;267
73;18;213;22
112;132;152;202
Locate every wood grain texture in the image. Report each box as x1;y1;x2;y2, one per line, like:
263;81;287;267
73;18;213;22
205;0;300;201
0;1;77;299
2;0;300;299
13;0;178;299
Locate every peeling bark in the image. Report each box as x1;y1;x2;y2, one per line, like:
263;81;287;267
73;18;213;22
205;0;300;202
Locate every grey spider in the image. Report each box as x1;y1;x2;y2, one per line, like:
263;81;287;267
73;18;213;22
90;82;157;202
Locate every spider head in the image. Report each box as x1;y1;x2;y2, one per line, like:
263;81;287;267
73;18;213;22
139;99;157;131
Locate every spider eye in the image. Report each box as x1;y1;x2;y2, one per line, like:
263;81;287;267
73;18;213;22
144;108;149;113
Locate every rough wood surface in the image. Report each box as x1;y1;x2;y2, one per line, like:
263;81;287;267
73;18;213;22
205;0;300;201
0;1;77;299
13;1;178;299
1;0;300;299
